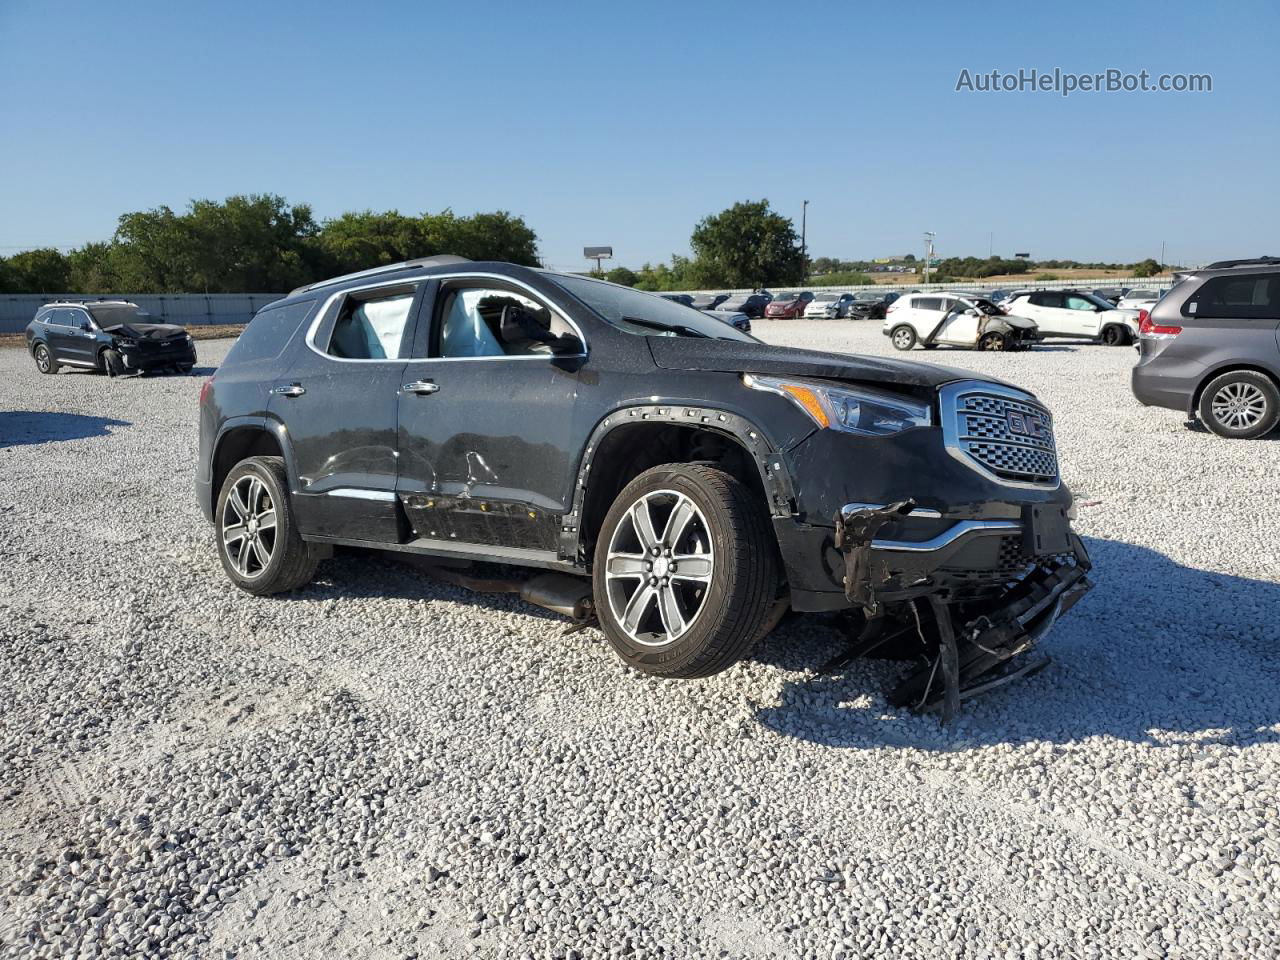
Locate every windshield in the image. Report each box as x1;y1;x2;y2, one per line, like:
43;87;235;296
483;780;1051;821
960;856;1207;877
957;298;1003;315
548;274;755;341
87;304;152;328
813;293;837;301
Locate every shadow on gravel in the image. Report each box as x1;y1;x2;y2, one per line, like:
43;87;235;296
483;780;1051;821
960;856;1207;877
754;536;1280;750
0;411;130;448
279;550;569;625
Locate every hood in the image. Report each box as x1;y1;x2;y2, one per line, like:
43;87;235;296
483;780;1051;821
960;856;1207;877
105;322;187;340
1105;308;1140;320
648;337;1014;392
999;314;1038;330
765;301;794;311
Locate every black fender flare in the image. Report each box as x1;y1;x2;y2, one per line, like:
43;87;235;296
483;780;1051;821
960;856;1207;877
208;414;300;508
559;403;798;563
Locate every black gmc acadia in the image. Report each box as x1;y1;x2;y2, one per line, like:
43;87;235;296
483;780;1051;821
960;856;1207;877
197;257;1091;713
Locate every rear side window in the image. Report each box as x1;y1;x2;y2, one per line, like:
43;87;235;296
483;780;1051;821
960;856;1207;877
1030;292;1065;308
224;299;316;365
1183;273;1280;320
915;297;943;311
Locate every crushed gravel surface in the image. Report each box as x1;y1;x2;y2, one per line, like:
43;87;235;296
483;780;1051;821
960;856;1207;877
1;322;1278;959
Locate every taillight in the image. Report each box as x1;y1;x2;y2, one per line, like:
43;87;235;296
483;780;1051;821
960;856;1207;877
1138;309;1182;339
199;376;214;406
886;300;899;313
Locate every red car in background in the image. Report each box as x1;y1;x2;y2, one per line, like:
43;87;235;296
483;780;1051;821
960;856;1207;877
764;290;814;319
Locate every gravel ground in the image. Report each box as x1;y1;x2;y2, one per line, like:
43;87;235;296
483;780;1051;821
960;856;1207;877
1;322;1278;959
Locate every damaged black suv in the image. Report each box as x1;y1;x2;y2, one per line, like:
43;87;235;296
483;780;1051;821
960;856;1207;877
26;300;196;376
197;257;1091;709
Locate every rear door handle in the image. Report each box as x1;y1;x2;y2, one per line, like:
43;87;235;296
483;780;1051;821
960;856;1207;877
271;384;305;397
402;380;440;395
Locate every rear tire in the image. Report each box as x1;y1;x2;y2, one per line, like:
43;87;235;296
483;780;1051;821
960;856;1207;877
101;348;125;377
33;343;59;374
593;463;778;678
1198;371;1280;440
216;456;320;595
890;325;917;351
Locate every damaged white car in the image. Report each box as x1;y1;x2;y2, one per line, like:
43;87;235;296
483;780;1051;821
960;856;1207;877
883;294;1041;351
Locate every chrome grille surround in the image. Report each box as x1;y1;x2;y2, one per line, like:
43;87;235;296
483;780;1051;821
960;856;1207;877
939;381;1060;488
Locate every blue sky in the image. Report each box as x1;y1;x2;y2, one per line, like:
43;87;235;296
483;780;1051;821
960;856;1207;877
2;0;1276;270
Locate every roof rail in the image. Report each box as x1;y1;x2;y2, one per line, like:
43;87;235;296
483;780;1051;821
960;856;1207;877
288;255;472;296
1204;256;1280;269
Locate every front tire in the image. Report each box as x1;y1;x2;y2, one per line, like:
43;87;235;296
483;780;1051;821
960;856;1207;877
101;348;125;377
890;325;917;351
1198;371;1280;439
593;463;778;678
1100;325;1128;346
977;332;1007;351
216;456;319;595
33;343;59;374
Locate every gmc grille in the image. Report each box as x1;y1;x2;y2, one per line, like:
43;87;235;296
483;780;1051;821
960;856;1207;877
941;383;1059;486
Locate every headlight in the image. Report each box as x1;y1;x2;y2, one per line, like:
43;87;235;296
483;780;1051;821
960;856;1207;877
743;373;932;436
116;338;138;347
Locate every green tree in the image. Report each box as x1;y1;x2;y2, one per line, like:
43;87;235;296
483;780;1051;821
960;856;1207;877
604;266;638;286
1;247;72;292
689;200;804;289
1131;258;1162;278
67;242;124;293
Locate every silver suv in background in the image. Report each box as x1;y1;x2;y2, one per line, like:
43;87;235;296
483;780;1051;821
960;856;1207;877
1131;258;1280;439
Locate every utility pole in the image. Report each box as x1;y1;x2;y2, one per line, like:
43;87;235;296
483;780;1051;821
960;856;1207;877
1159;239;1166;274
801;200;809;279
923;231;936;286
989;231;994;257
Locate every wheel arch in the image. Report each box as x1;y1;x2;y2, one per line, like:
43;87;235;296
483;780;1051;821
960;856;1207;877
1190;363;1280;416
568;405;796;569
209;418;294;518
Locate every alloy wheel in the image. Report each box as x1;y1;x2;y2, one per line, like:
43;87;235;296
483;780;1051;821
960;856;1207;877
893;329;914;349
1211;382;1268;430
220;474;277;578
35;346;50;372
604;490;714;647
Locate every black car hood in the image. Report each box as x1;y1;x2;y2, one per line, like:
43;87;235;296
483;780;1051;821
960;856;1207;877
648;337;1014;392
105;322;187;340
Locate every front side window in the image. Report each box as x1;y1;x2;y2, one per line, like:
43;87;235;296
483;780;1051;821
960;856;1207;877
1183;273;1280;320
327;290;415;360
432;284;578;358
1065;295;1096;311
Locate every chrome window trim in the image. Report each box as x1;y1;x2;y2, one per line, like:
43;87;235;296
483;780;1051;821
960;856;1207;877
303;272;589;364
939;380;1061;491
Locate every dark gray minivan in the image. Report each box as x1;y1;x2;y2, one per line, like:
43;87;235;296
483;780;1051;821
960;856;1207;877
1131;258;1280;439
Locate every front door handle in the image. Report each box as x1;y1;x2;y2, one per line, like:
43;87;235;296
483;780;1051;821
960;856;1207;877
271;384;306;397
402;380;440;395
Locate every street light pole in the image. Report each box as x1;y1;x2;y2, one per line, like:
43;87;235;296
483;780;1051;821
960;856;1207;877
801;200;809;279
923;231;936;286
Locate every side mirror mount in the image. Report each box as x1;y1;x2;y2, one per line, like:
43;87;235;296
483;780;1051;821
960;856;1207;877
81;321;93;331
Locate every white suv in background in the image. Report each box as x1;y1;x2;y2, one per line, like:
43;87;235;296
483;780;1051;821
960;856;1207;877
1003;290;1140;346
883;293;1039;351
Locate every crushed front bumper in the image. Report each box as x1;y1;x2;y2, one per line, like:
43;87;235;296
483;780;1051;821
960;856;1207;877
830;499;1093;720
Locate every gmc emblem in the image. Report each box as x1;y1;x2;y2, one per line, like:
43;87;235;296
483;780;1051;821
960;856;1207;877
1006;410;1046;439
